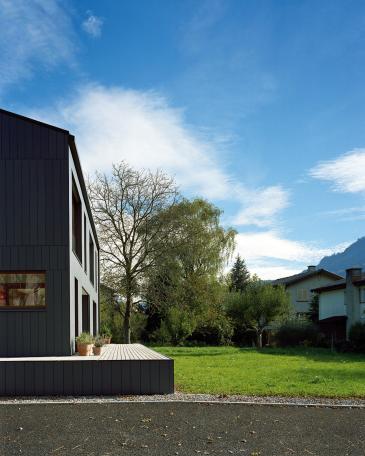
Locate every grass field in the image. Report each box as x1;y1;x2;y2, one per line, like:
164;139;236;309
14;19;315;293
156;346;365;397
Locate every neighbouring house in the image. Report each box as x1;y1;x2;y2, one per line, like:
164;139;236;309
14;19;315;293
312;267;365;340
271;266;343;318
0;108;173;396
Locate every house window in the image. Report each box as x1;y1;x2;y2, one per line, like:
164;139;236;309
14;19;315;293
82;290;90;333
72;176;82;262
89;233;95;285
74;278;79;338
360;288;365;303
95;251;98;291
93;301;97;336
0;272;46;308
296;288;309;301
84;214;87;273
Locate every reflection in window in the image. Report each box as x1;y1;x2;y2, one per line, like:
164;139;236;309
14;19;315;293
0;272;46;308
72;176;82;262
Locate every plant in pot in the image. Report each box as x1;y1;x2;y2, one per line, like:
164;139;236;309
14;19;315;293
93;336;104;356
102;331;112;345
76;332;94;356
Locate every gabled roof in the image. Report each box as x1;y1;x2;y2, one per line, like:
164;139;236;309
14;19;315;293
271;269;343;287
312;273;365;293
0;107;99;250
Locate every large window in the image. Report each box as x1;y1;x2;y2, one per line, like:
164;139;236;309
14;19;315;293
74;278;79;337
95;251;98;291
89;233;95;285
72;176;82;262
0;272;46;308
82;289;90;333
93;301;97;336
84;214;87;273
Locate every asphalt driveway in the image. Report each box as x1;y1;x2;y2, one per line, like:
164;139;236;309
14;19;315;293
1;402;364;455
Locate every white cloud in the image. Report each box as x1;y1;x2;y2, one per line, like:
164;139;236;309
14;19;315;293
82;12;103;38
309;149;365;193
27;83;289;226
24;83;350;280
0;0;75;91
232;186;290;227
235;231;349;279
30;84;230;199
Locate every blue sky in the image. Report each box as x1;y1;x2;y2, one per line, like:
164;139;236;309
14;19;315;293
1;0;365;278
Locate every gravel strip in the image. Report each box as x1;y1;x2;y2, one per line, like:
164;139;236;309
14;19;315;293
1;391;365;407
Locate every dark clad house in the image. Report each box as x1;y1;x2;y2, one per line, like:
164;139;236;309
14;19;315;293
0;109;173;395
0;108;99;357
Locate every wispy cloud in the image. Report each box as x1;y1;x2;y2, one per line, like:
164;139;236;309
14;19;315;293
0;0;75;91
235;231;349;279
27;83;289;227
82;11;104;38
24;83;350;280
309;149;365;193
180;0;226;55
232;186;290;227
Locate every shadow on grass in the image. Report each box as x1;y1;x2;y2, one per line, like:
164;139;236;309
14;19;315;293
157;345;365;363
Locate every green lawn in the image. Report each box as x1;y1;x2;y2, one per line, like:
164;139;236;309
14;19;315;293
156;346;365;398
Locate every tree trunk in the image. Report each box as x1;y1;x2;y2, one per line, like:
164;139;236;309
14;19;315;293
123;291;132;344
257;330;263;349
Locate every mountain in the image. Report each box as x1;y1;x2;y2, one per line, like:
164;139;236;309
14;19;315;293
317;237;365;276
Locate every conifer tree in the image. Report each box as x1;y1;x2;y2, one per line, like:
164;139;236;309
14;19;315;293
229;255;250;292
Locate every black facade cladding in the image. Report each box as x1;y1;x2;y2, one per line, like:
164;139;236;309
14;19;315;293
0;109;71;356
0;109;173;396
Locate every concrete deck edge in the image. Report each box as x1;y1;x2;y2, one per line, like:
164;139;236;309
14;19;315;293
0;398;364;408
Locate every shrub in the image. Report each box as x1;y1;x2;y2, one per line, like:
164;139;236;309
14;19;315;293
190;313;233;345
349;322;365;352
152;307;197;345
76;332;94;344
334;339;353;353
275;321;321;347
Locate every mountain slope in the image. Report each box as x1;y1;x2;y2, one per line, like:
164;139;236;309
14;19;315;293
317;237;365;276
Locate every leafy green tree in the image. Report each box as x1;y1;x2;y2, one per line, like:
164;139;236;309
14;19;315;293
145;198;236;344
229;255;250;292
153;307;197;346
227;278;291;348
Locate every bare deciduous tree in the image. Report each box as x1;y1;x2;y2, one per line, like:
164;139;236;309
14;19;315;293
88;162;179;343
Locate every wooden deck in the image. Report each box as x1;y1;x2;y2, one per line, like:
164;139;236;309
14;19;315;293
0;344;174;396
99;344;169;361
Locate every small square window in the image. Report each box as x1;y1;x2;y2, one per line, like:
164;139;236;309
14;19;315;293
296;288;308;301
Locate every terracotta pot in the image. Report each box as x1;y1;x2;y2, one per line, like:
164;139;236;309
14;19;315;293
93;346;102;356
103;337;111;344
77;343;93;356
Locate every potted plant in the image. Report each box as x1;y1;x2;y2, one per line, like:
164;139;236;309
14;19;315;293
93;336;104;356
76;332;94;356
102;331;112;344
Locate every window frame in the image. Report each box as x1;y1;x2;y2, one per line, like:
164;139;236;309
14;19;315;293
72;175;83;263
360;287;365;303
89;232;95;285
0;271;47;310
